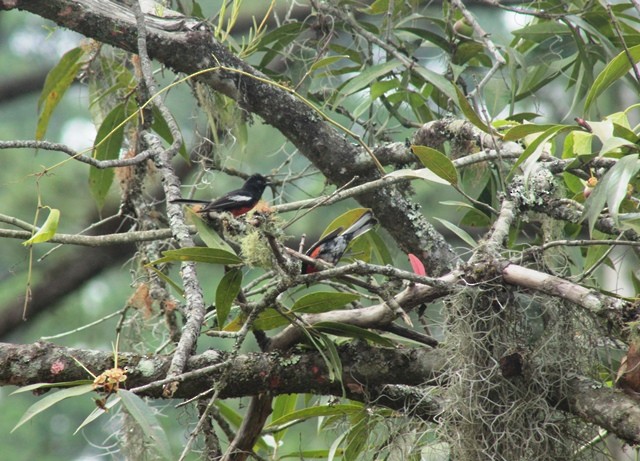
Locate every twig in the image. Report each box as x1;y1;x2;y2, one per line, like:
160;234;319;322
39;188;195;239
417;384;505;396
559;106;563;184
40;308;126;340
0;140;156;168
0;227;180;247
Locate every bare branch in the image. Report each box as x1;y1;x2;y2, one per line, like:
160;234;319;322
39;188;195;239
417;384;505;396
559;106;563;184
0;140;157;168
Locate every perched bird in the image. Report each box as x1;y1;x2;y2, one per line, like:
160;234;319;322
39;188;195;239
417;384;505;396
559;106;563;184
171;174;269;218
302;210;377;274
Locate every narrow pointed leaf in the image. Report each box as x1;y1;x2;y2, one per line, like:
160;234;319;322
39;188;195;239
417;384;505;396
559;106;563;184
23;208;60;246
313;321;395;347
408;253;426;276
434;217;477;247
250;292;360;331
74;395;121;434
12;384;94;433
215;269;242;328
152;247;242;265
266;403;364;429
215;401;270;451
89;102;130;209
384;168;451;185
319;208;371;239
36;47;85;140
11;380;93;394
585;45;640;111
118;389;173;461
191;210;236;253
146;265;184;297
338;59;401;98
271;394;298;442
454;85;491;133
605;154;640;225
151;105;188;161
411;145;458;185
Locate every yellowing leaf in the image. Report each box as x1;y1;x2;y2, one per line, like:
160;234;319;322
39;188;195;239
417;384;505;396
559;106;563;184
23;208;60;246
152;247;243;265
36;47;85;140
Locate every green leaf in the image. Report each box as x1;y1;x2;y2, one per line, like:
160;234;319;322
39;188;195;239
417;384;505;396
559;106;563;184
585;45;640;111
319;208;372;240
280;450;341;459
89;102;130;209
562;172;584;195
36;47;85;140
369;79;400;100
411;66;458;102
22;207;60;246
411;145;458;185
508;125;575;178
433;217;477;247
454;85;491;133
74;395;121;434
190;210;236;253
317;333;342;383
11;380;93;395
582;154;640;233
460;207;491;228
511;21;571;39
255;22;305;49
584;231;610;273
151;105;188;161
396;27;450;52
310;55;349;71
12;384;94;433
292;292;359;312
251;292;360;331
344;413;371;459
605;155;640;225
384;168;451;185
313;321;394;347
271;394;298;442
215;269;242;328
215;401;270;451
266;403;363;429
337;59;401;98
503;124;557;142
562;130;593;158
366;230;393;265
619;214;640;233
146;265;185;297
152;247;243;265
118;389;173;461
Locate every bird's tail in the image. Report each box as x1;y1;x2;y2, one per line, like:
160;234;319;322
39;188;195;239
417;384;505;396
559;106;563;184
170;199;210;205
341;210;377;241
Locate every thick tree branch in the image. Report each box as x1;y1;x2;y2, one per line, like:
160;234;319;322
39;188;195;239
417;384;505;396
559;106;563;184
0;340;444;403
2;341;640;443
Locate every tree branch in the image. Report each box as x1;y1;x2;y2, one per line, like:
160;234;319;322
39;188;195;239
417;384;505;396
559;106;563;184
3;341;640;443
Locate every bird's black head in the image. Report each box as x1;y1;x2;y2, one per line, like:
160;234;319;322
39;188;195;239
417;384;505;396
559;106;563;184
245;174;269;192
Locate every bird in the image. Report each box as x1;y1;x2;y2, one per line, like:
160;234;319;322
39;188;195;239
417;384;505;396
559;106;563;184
170;174;269;218
302;210;377;274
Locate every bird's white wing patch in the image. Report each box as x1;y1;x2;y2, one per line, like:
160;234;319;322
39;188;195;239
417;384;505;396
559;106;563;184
228;194;252;202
